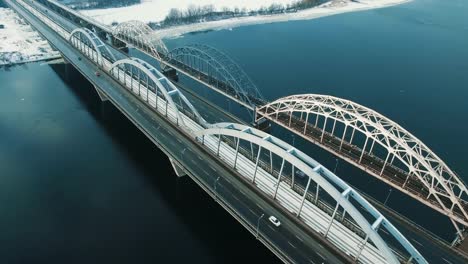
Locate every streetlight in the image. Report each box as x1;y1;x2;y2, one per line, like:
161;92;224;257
384;188;393;206
181;147;187;163
256;213;265;239
214;176;220;200
333;158;339;174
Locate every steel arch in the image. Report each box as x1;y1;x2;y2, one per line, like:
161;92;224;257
194;123;426;264
69;28;116;65
112;20;168;60
167;44;264;107
257;94;468;233
109;57;207;128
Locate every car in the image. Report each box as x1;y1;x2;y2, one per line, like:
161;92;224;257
269;216;281;227
95;71;101;77
78;57;81;61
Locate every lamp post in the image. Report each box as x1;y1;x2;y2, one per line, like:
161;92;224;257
181;147;187;163
384;188;393;206
214;176;220;200
333;158;339;174
256;213;265;239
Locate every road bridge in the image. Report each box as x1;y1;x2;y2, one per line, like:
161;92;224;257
104;14;468;244
4;0;430;263
39;2;468;241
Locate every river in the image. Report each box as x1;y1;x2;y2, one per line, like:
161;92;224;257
1;0;467;262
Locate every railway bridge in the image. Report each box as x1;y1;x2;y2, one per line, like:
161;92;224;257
5;0;468;262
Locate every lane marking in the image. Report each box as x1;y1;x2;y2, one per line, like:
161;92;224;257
295;234;304;242
308;260;316;264
442;258;453;264
411;238;423;247
255;203;264;210
288;241;297;249
232;195;240;201
209;165;217;172
248;208;256;215
267;225;276;232
316;252;326;260
197;155;203;160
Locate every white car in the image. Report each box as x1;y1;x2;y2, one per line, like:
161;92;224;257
269;216;281;227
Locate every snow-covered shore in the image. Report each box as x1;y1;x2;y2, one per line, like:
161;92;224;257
81;0;411;39
0;7;61;66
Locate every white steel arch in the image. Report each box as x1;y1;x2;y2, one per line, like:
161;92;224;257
112;20;168;60
257;94;468;236
69;28;116;66
194;123;427;264
109;57;207;128
167;44;265;108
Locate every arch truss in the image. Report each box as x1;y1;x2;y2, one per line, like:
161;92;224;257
166;44;265;109
256;94;468;238
112;20;168;60
194;123;426;264
69;28;116;66
109;57;207;128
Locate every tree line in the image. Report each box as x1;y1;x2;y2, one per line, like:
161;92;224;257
59;0;141;10
160;0;322;28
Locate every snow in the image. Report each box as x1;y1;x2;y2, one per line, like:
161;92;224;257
81;0;298;24
80;0;411;39
156;0;412;39
0;7;60;66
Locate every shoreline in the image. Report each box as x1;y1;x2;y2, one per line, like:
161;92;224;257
0;54;62;67
0;7;60;67
155;0;413;39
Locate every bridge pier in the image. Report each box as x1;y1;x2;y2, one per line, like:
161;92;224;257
169;158;187;177
161;67;179;82
253;116;271;133
110;36;129;53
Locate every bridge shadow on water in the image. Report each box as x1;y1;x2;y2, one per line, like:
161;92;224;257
49;63;279;263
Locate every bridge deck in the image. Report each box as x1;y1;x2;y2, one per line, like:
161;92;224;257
8;0;468;262
4;0;355;262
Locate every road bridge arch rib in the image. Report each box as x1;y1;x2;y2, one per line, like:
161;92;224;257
194;123;426;264
166;44;265;108
256;94;468;239
69;28;116;66
109;57;208;128
112;20;168;60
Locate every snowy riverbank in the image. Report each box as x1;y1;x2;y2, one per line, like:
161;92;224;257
81;0;411;39
0;7;61;66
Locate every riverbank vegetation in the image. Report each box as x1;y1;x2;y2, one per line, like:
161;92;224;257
159;0;324;28
58;0;141;10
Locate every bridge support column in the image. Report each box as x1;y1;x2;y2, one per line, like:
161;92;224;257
170;158;187;177
253;117;271;133
162;67;178;82
110;36;128;53
94;85;108;102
